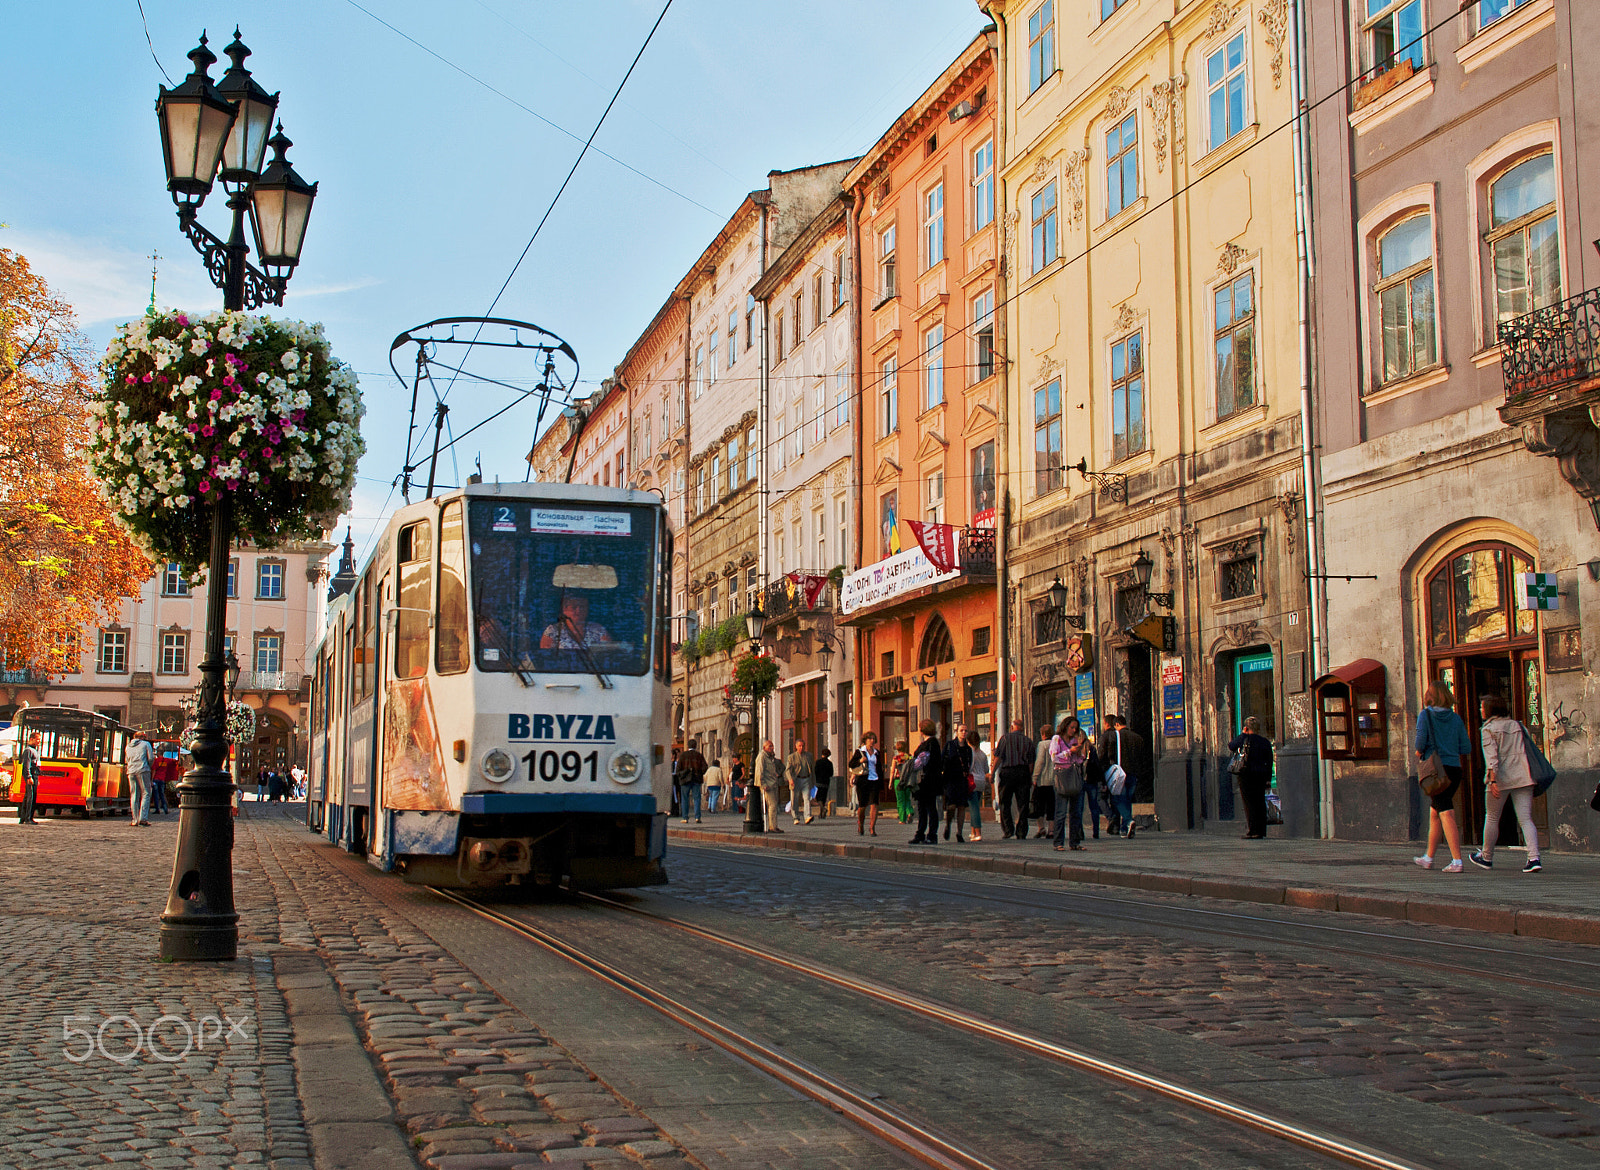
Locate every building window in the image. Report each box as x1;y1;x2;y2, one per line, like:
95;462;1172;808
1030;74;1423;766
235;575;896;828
1220;555;1260;602
834;369;850;429
727;309;738;366
971;139;994;231
1034;378;1063;496
747;568;758;612
727;435;740;495
256;633;281;675
162;563;190;596
1106;113;1138;218
694;344;705;395
792;291;804;345
226;559;238;598
160;631;188;675
924;183;945;269
708;330;720;384
923;325;944;408
812;273;824;330
1028;0;1055;95
1488;152;1560;328
1362;0;1424;75
925;470;945;524
696;465;706;514
1111;332;1146;462
745;425;757;483
1376;213;1436;382
98;630;128;674
257;560;284;600
833;249;847;310
1031;181;1058;273
879;225;897;299
1474;0;1533;32
1102;0;1129;17
972;626;992;655
1034;606;1063;647
710;454;722;505
815;512;826;570
972;289;995;382
775;404;787;471
881;357;899;435
1115;585;1146;627
773;313;785;362
708;581;719;626
835;497;848;566
813;383;826;443
1214;271;1256;418
1206;31;1248;151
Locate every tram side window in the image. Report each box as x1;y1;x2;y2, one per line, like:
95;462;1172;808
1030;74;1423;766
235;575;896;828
395;520;432;679
437;501;469;674
355;574;377;701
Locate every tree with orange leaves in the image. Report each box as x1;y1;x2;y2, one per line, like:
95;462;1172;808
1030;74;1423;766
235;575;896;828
0;247;149;675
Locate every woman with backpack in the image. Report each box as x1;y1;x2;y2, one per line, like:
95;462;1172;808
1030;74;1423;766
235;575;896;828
1410;683;1471;872
1470;694;1543;872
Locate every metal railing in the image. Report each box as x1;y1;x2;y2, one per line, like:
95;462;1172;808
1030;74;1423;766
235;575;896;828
239;670;302;693
958;526;996;575
1500;287;1600;401
765;578;834;621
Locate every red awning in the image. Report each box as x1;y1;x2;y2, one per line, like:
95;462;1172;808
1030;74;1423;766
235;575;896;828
1312;658;1385;691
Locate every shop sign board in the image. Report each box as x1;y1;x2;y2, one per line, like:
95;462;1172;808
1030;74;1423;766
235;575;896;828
1160;655;1185;738
840;546;961;614
1074;671;1097;732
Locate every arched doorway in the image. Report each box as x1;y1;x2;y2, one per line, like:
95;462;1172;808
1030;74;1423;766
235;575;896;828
238;709;295;778
919;613;955;741
1419;539;1543;845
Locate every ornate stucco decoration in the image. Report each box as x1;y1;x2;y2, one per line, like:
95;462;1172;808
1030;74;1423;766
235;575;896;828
1214;537;1258;562
1113;302;1137;333
1276;490;1301;552
1003;209;1020;269
1103;86;1132;122
1220;618;1264;647
1520;409;1600;517
1217;242;1246;276
1158;526;1181;581
1031;154;1053;184
1064;149;1090;227
1145;81;1175;172
1036;353;1062;383
1205;1;1241;39
1258;0;1289;89
1171;75;1188;165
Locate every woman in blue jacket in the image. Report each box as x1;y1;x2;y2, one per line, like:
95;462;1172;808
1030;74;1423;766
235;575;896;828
1413;683;1473;873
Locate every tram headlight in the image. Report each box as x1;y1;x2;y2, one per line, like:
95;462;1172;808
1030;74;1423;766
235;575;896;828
607;750;642;784
480;748;515;783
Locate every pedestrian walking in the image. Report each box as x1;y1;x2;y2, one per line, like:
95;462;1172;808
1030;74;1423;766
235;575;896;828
757;739;787;832
1098;715;1141;839
942;724;974;842
149;752;169;815
703;757;724;814
847;732;884;836
1470;694;1543;872
891;739;914;822
1051;717;1090;851
787;737;815;824
1410;684;1471;872
966;729;988;842
17;731;41;824
126;729;155;826
910;720;943;845
993;719;1035;839
669;746;682;818
256;766;269;802
728;756;747;813
814;746;834;818
290;763;306;799
677;738;707;823
1228;716;1277;841
1031;723;1055;839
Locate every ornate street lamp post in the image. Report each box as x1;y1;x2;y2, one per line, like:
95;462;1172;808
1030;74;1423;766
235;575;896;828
742;605;766;834
154;30;317;962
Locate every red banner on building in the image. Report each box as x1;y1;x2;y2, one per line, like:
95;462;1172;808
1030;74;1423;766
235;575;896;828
903;520;959;574
785;572;831;608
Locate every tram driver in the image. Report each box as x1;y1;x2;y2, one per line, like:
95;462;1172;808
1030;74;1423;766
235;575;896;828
540;593;613;650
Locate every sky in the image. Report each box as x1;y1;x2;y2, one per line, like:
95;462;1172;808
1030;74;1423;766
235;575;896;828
2;0;989;561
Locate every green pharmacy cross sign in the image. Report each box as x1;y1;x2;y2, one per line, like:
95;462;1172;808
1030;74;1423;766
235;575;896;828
1516;572;1560;611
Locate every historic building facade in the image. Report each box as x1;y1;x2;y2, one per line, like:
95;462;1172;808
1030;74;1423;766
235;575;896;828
840;31;1001;755
985;0;1315;831
1306;0;1599;851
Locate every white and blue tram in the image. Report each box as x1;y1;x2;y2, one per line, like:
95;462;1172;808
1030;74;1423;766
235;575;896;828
307;483;672;889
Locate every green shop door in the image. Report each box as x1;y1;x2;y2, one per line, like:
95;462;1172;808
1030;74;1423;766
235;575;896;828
1233;652;1276;739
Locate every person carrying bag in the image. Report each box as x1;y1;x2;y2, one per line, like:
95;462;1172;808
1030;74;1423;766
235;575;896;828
1050;716;1089;852
1411;684;1471;873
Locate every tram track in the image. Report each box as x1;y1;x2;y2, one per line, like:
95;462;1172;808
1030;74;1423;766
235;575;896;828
433;884;1432;1170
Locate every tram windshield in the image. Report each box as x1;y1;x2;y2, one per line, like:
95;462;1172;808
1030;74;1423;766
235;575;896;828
469;500;655;677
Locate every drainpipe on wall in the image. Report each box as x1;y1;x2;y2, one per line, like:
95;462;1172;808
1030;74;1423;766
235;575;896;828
1288;0;1332;838
755;193;773;746
845;191;864;746
984;20;1011;732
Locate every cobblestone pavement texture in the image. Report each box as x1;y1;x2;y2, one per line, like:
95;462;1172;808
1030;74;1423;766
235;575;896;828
669;806;1600;942
0;804;698;1170
659;837;1600;1154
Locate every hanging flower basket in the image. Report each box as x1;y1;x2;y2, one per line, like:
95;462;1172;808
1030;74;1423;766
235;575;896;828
178;697;257;748
732;650;780;700
91;310;365;567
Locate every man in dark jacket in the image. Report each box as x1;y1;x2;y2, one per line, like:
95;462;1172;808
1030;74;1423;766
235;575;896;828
677;739;707;823
993;719;1035;839
910;720;943;845
1097;715;1143;839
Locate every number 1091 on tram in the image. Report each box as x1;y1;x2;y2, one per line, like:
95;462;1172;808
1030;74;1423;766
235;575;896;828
307;483;673;889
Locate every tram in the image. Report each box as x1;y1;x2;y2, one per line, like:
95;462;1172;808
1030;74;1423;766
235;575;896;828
308;483;673;889
2;707;134;816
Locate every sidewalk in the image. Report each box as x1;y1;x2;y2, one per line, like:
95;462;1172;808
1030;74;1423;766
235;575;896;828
668;805;1600;945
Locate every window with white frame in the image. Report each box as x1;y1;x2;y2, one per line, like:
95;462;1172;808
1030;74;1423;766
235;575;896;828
776;530;787;572
813;383;825;443
1102;0;1129;18
710;453;722;505
98;629;128;673
879;225;897;299
924;183;945;269
815;511;826;571
1034;379;1063;496
1214;271;1257;418
923;325;945;409
972;289;995;383
808;272;820;330
1028;0;1055;95
1488;152;1561;328
727;309;738;366
694;344;705;396
1106;112;1138;218
835;497;847;566
727;435;740;495
708;329;720;384
773;312;785;362
775;404;787;471
1111;331;1147;462
971;139;995;231
1474;0;1533;33
834;369;849;429
1206;32;1248;151
881;357;899;435
792;520;803;571
162;563;190;596
257;560;284;600
160;631;188;675
226;559;238;598
696;465;707;513
793;396;805;459
833;249;847;309
925;470;946;524
707;580;719;626
1375;213;1437;381
792;291;805;344
1361;0;1424;75
745;425;757;482
745;294;756;350
1032;181;1058;273
255;633;281;675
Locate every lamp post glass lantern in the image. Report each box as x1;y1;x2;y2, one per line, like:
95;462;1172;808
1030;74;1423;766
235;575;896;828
154;30;315;963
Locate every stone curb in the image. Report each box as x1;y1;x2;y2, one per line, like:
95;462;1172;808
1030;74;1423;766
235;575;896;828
669;826;1600;945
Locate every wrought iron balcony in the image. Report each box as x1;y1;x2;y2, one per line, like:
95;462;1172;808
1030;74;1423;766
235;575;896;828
0;668;52;686
239;670;303;693
765;578;834;622
1500;287;1600;412
959;526;996;576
